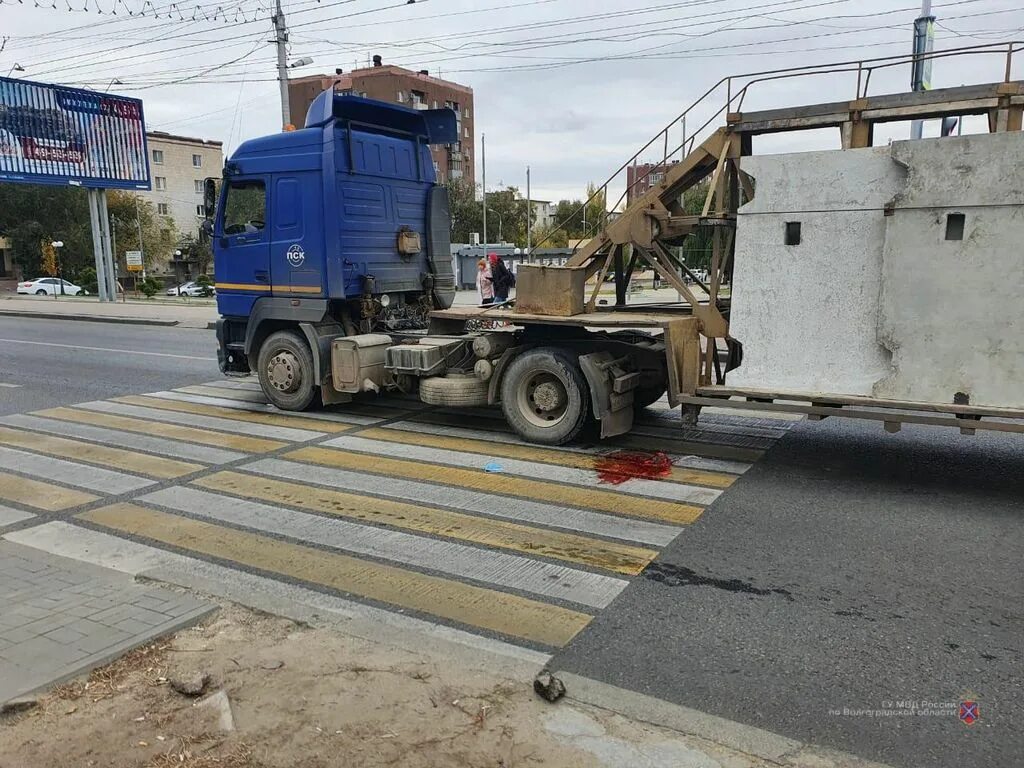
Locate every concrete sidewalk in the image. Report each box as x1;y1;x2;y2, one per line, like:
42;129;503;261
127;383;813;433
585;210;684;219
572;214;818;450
0;295;217;329
0;541;215;705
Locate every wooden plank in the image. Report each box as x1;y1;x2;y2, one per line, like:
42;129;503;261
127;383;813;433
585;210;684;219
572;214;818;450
664;318;701;406
694;386;1024;419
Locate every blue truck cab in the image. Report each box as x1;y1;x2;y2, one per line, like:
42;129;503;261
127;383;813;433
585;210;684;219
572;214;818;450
209;91;458;409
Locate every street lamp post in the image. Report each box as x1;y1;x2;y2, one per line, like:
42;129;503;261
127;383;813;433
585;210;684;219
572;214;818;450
50;241;64;297
5;64;24;78
487;208;503;244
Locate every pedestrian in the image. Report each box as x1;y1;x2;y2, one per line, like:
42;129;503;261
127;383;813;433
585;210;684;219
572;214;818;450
476;258;494;305
488;252;515;304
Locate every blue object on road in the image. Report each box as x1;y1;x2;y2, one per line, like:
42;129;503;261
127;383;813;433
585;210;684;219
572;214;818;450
484;461;504;473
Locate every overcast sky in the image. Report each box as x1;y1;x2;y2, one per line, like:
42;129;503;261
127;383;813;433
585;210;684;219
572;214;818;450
2;0;1022;201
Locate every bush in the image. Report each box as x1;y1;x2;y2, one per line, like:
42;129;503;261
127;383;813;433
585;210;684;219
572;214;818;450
139;278;160;298
76;267;98;295
195;273;214;297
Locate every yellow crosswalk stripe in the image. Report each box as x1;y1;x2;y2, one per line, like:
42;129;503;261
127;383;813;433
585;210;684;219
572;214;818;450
113;395;353;434
80;503;592;647
32;407;286;453
284;447;704;525
0;470;97;511
194;471;657;575
0;425;202;479
360;426;737;489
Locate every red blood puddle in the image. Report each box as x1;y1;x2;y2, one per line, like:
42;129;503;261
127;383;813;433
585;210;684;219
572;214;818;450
595;450;673;485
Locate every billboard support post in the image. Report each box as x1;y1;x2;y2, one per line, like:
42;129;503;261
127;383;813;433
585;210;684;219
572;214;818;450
87;189;108;302
99;189;117;301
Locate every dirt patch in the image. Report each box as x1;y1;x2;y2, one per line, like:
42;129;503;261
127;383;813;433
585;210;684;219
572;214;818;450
2;602;719;768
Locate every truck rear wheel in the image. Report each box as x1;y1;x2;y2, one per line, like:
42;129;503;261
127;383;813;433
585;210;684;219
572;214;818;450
256;330;319;411
501;347;590;446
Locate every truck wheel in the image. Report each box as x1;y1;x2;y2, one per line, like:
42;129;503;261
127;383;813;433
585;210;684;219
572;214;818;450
501;347;590;446
256;330;319;411
419;373;489;407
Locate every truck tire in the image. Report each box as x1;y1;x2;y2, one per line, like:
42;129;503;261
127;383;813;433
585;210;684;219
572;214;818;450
419;373;489;407
501;347;590;446
256;330;319;411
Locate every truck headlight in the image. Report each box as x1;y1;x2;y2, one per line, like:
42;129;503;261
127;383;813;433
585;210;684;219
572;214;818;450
380;293;391;308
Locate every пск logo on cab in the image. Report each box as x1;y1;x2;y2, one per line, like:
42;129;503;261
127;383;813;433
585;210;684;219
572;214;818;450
286;244;305;267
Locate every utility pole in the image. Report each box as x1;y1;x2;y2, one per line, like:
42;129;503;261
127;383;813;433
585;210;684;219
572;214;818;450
526;165;531;258
481;132;487;249
273;0;291;129
910;0;934;140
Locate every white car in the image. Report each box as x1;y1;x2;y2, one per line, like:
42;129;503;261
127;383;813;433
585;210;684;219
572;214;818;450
17;278;86;296
167;281;214;297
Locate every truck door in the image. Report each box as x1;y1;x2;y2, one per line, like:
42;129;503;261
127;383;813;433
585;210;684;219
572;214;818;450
271;174;323;296
216;178;270;315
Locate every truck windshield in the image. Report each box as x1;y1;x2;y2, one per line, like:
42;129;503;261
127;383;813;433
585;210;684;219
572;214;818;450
223;181;267;235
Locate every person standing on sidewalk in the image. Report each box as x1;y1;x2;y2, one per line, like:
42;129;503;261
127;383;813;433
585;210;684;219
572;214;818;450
488;253;515;304
476;258;494;305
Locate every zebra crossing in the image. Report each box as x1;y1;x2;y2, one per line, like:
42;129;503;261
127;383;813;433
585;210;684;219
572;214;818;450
0;377;796;654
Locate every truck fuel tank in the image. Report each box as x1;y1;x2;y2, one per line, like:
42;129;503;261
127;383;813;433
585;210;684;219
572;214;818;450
331;334;393;393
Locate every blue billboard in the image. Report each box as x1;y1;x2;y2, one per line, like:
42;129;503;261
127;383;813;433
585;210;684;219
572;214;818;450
0;76;150;190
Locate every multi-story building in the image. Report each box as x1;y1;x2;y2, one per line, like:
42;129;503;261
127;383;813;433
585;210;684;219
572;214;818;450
530;199;556;231
626;160;679;205
289;57;475;186
141;131;223;279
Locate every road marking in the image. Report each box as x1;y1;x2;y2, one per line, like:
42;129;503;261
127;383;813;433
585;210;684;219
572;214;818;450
0;383;21;389
137;390;378;425
363;426;738;488
0;337;216;361
0;445;154;494
142;486;627;608
244;457;681;546
284;447;705;525
197;379;264;392
0;470;97;512
0;504;35;527
174;385;273;403
324;434;723;506
77;400;326;442
0;414;246;465
0;426;203;479
32;407;286;453
194;470;657;575
5;521;550;666
114;395;353;433
80;503;593;647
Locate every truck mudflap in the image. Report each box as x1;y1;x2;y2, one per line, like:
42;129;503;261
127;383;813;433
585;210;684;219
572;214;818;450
426;186;456;309
579;351;640;439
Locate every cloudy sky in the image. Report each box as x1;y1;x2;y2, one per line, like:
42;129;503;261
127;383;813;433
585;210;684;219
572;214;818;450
2;0;1022;201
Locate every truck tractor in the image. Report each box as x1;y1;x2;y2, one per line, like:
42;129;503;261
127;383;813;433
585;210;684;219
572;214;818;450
207;91;665;445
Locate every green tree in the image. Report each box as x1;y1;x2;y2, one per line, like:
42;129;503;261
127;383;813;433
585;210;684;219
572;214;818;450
446;178;483;244
176;233;212;276
106;191;173;275
195;273;214;297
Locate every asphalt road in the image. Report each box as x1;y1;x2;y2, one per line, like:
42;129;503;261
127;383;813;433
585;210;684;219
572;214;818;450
551;418;1023;767
0;317;220;415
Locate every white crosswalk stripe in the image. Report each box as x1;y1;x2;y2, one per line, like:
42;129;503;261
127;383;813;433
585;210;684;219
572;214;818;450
0;445;154;494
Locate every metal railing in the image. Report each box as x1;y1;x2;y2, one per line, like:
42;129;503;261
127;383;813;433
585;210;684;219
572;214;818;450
533;41;1023;257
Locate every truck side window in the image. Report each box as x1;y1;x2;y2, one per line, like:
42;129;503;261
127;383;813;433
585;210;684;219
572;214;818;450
223;181;267;235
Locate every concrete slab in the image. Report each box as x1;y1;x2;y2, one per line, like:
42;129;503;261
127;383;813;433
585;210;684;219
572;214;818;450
0;541;216;704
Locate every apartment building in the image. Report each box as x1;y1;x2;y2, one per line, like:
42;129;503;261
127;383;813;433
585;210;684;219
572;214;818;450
626;160;679;205
289;57;475;186
141;131;223;277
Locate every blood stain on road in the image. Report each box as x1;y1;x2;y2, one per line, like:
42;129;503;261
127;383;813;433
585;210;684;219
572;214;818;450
595;450;673;485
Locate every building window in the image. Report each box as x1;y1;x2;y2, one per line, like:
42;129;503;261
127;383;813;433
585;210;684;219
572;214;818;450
464;108;470;118
649;172;664;184
194;180;204;194
195;204;205;216
397;90;404;102
152;149;164;164
192;154;202;168
464;126;469;138
157;203;169;215
945;213;966;241
155;176;167;191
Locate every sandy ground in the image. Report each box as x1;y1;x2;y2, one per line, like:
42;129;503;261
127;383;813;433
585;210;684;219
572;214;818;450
0;602;770;768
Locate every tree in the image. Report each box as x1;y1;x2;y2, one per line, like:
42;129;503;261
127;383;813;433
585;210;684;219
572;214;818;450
176;233;212;276
195;273;215;297
40;241;58;277
106;191;173;276
446;178;483;244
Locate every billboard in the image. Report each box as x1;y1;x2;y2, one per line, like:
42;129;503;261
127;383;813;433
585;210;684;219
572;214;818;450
0;76;150;190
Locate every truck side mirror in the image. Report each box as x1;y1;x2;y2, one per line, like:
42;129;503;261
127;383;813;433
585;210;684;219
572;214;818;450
203;178;217;219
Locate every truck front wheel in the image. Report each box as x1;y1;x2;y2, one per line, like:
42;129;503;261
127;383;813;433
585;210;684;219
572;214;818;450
501;347;590;446
256;330;319;411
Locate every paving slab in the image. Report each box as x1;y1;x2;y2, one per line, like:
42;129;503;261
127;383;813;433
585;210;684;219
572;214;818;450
0;541;216;704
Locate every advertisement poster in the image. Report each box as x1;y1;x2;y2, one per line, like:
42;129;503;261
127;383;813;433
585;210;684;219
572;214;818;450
0;76;150;190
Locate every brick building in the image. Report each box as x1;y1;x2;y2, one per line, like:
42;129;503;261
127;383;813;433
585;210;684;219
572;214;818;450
626;160;679;205
289;59;475;186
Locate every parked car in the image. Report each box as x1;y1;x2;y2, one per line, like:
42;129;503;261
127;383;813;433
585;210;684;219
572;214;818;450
166;281;214;297
17;278;86;296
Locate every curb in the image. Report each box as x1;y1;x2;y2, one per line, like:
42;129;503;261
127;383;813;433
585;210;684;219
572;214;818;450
0;309;180;327
553;671;893;768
